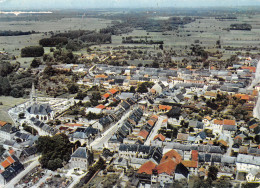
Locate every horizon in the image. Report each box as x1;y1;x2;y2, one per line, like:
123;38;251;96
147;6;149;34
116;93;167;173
1;0;260;10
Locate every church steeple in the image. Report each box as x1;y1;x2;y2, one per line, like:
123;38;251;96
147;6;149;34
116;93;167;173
30;82;37;104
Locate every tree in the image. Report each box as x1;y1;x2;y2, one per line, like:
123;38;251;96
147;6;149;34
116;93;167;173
68;84;79;94
0;77;11;96
30;58;42;68
137;83;148;93
190;176;210;188
152;61;159;68
213;179;232;188
36;134;72;171
10;88;23;98
21;46;44;57
208;166;218;182
0;61;13;77
137;82;154;93
255;135;260;144
130;86;136;93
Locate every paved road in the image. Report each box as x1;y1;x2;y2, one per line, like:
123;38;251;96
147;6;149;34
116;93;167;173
144;116;164;146
5;157;40;188
90;109;134;150
225;134;234;156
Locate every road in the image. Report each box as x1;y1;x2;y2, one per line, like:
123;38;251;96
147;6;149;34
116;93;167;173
225;134;234;156
90;109;134;150
254;92;260;119
67;172;88;188
144;116;164;146
5;157;40;188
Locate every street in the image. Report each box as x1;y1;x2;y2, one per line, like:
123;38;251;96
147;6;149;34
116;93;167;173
144;116;164;146
5;157;40;188
90;109;135;150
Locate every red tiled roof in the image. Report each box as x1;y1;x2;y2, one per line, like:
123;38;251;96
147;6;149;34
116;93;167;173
182;160;198;168
0;121;7;127
151;115;158;121
103;93;110;99
7;156;15;164
161;149;182;164
150;88;156;93
204;116;212;121
213;119;236;126
109;88;119;95
235;94;250;101
191;150;198;161
155;159;177;175
223;119;236;126
153;134;166;141
147;120;155;127
218;140;228;147
162;119;168;123
138;130;149;139
249;124;258;129
241;66;256;73
252;90;258;96
1;160;11;169
8;149;15;155
96;104;106;109
59;126;69;130
234;135;242;140
64;123;83;127
95;74;108;78
137;161;156;175
159;105;172;111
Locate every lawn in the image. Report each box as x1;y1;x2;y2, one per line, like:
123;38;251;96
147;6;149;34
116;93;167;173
0;96;27;123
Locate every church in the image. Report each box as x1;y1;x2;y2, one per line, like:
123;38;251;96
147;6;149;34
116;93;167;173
25;83;54;122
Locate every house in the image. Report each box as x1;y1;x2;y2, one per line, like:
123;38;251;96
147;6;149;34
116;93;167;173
177;133;189;143
153;134;166;142
102;93;110;100
236;154;260;181
151;149;183;185
203;116;212;127
0;123;18;140
158;105;172;112
0;161;24;185
211;119;236;135
70;147;93;169
204;91;217;99
137;160;157;185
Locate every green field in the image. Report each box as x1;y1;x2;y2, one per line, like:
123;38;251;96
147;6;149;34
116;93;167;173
0;17;112;56
0;96;27;123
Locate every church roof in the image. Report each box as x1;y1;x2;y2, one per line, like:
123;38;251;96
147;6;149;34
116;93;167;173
27;103;52;115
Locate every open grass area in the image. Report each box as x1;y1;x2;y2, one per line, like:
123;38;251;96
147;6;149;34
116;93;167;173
0;96;27;123
0;17;112;56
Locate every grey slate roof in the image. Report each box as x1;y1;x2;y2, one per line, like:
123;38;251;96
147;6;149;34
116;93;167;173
27;103;52;115
71;147;88;159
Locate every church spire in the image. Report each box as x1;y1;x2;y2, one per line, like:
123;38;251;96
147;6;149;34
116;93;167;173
30;82;37;104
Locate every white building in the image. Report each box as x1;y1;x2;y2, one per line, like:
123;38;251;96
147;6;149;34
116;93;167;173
70;147;92;169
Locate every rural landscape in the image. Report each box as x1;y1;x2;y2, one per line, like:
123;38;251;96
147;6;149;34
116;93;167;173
0;2;260;188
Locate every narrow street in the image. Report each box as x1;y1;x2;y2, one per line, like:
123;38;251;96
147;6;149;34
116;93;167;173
144;116;164;146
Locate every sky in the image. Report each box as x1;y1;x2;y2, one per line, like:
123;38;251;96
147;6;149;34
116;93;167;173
1;0;260;10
